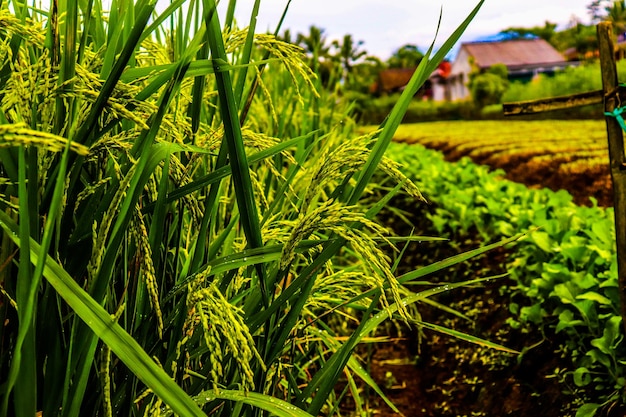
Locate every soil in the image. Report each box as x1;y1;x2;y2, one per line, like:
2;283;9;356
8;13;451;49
347;282;577;417
338;144;623;416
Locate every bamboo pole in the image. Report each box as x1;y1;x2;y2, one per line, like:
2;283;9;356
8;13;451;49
503;90;604;115
598;22;626;336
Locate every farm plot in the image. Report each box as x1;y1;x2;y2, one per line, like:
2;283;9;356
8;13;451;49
389;120;612;207
360;141;622;417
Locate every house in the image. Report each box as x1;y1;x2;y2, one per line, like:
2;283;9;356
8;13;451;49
437;38;575;101
371;61;451;97
370;68;417;95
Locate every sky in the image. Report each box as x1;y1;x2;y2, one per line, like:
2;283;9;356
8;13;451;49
224;0;595;59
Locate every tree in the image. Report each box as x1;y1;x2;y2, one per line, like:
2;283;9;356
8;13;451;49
500;21;558;44
547;18;598;59
296;26;332;61
386;44;424;69
588;0;613;21
332;34;367;74
469;63;509;108
344;55;384;93
587;0;626;32
296;26;335;86
605;0;626;34
587;0;611;23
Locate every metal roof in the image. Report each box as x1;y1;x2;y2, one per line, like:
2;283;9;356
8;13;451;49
460;38;567;69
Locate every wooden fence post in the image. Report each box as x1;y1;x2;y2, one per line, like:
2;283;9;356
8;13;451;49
598;22;626;336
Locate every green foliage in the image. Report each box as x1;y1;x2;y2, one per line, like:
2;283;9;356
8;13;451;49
605;0;626;33
386;44;424;69
469;64;509;108
500;21;558;43
502;60;626;119
552;22;598;59
503;62;599;101
470;73;508;107
354;94;477;124
382;140;623;414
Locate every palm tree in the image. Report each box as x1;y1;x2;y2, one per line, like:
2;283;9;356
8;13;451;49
296;26;332;63
588;0;613;22
606;0;626;34
296;26;336;86
332;34;367;74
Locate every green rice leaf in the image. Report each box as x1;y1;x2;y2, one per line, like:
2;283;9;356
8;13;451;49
203;0;265;281
398;232;523;284
186;389;315;417
419;321;519;354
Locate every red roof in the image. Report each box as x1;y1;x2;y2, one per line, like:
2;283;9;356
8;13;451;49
376;68;416;92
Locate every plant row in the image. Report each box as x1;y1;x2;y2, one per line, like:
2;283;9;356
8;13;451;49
382;141;623;416
389;120;606;156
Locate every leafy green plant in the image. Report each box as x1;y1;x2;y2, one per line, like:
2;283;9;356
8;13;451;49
0;1;504;417
382;141;623;415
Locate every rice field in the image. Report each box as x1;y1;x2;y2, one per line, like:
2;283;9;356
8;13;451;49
385;120;613;206
0;1;492;416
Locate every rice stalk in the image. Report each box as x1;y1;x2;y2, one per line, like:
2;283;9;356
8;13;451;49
0;122;89;154
131;205;164;338
185;269;266;392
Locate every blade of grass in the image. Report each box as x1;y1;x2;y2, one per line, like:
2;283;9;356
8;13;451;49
232;0;260;107
397;231;524;284
4;130;75;416
357;274;516;353
186;389;315;417
316;330;401;414
2;146;34;417
300;297;379;414
418;320;519;353
203;0;264;256
239;0;292;125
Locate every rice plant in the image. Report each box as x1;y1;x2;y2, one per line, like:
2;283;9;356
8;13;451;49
0;1;498;416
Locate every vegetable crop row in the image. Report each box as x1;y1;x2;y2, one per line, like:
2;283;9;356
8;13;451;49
383;142;622;416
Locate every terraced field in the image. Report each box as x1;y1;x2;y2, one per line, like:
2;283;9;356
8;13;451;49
388;120;613;207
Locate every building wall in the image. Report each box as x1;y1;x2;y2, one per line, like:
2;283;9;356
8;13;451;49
431;80;446;101
447;47;473;100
